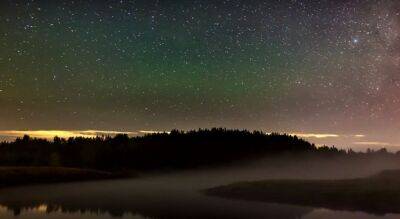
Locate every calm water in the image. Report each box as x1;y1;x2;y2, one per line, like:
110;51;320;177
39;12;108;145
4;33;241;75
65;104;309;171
0;172;399;219
0;158;399;219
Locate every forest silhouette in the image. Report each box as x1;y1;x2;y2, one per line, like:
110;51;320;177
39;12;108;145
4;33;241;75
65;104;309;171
0;128;395;171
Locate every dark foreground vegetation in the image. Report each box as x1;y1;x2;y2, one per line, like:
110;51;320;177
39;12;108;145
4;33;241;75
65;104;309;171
0;167;117;187
0;128;316;171
205;169;400;214
0;128;397;172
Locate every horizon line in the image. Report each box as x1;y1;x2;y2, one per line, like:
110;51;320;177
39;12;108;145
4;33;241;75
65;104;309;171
0;129;364;141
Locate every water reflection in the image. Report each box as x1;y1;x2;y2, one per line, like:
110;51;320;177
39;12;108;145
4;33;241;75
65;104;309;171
0;202;399;219
0;200;312;219
0;161;399;219
0;205;146;219
0;176;309;219
0;194;312;218
0;178;397;219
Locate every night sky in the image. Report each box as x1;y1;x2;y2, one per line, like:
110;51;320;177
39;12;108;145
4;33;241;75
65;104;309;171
0;0;399;150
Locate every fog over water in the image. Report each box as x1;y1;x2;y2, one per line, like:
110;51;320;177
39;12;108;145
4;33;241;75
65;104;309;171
0;154;399;219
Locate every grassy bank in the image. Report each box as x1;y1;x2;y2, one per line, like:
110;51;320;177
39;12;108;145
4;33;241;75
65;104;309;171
0;167;126;187
205;169;400;214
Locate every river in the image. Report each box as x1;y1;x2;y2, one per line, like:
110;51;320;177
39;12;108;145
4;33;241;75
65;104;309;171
0;156;399;218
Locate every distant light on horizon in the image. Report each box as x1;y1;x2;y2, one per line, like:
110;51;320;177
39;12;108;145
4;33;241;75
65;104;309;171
0;130;354;140
0;130;139;140
290;133;340;139
139;130;171;134
354;141;393;146
0;130;398;152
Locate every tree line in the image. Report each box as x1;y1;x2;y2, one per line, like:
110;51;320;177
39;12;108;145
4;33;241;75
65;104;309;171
0;128;396;171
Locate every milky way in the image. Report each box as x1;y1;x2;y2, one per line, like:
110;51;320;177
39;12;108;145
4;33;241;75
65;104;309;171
0;0;399;149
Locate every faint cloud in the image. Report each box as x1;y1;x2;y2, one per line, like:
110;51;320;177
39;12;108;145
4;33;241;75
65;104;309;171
139;130;171;134
288;133;365;139
290;133;340;139
354;141;393;146
354;134;366;138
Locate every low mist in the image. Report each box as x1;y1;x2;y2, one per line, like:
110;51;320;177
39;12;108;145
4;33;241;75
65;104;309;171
0;153;398;219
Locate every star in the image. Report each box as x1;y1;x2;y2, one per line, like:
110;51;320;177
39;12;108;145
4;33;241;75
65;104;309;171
351;37;360;44
0;0;399;150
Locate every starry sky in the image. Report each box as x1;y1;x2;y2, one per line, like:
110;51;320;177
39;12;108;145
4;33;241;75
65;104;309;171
0;0;399;150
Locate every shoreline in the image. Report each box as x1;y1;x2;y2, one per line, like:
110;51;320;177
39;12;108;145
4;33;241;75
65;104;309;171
204;169;400;215
0;167;132;188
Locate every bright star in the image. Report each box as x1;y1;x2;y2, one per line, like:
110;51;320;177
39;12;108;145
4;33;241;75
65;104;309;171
352;37;359;44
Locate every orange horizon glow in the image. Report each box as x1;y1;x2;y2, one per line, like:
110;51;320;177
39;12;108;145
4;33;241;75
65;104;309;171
0;130;140;140
0;130;398;151
0;129;363;140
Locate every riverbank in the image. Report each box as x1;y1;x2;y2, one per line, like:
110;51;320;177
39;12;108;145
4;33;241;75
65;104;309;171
0;167;130;187
205;169;400;214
